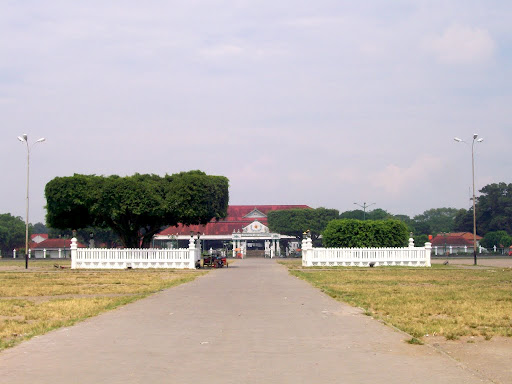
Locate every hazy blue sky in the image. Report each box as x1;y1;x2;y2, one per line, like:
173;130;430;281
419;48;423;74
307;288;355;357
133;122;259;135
2;1;511;224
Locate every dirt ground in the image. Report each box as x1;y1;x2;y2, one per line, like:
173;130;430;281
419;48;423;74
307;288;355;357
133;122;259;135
430;257;512;383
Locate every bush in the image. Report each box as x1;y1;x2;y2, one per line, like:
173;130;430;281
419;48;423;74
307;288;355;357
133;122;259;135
322;219;409;248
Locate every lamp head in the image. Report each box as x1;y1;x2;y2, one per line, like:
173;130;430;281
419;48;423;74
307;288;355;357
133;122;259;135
477;138;484;142
17;136;25;142
454;137;463;142
473;133;478;139
36;138;46;143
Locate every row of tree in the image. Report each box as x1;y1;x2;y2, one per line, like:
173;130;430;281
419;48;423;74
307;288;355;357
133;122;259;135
267;207;461;245
45;171;229;248
3;179;512;251
267;182;512;248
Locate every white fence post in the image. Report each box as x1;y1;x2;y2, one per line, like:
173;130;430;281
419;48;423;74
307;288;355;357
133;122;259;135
71;237;78;269
425;242;432;267
13;249;16;259
189;236;197;269
302;235;312;267
43;249;47;259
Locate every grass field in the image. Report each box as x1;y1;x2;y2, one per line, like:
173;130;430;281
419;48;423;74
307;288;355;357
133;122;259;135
0;259;205;351
279;259;512;341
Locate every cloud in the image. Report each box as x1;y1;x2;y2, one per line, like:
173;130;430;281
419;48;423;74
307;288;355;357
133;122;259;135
200;44;244;57
425;25;496;65
371;156;443;197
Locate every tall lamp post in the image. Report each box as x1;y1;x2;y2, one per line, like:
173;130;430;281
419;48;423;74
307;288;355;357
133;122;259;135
17;134;46;269
354;202;375;220
454;134;483;266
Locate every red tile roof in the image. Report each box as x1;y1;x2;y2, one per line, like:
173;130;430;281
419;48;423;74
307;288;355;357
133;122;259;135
159;205;311;236
31;239;86;249
431;232;482;247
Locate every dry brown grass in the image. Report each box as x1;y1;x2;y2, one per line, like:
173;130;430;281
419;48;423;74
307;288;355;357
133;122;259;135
280;259;512;340
0;261;205;350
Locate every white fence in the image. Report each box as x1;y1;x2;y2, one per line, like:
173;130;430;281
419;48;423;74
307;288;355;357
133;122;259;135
301;237;431;267
70;237;201;269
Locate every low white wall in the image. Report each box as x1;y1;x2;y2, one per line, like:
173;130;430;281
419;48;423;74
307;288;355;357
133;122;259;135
70;237;201;269
301;238;431;267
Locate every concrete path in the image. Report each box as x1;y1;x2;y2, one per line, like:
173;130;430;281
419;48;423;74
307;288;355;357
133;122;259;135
0;259;491;383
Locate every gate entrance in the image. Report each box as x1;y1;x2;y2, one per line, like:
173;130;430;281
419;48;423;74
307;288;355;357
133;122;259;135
245;240;265;258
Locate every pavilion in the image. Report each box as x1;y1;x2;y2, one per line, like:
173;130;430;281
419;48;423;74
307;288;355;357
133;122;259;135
154;205;310;258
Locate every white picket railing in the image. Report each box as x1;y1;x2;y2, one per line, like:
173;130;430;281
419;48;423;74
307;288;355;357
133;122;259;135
70;237;201;269
301;237;431;267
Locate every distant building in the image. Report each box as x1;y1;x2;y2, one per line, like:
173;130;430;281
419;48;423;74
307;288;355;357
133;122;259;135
154;205;310;258
31;238;86;259
431;232;483;255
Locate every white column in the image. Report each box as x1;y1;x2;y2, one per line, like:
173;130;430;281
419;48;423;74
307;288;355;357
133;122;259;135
28;249;31;259
188;236;197;269
58;248;62;259
302;237;312;266
424;242;432;267
43;249;47;259
13;249;16;259
71;238;78;269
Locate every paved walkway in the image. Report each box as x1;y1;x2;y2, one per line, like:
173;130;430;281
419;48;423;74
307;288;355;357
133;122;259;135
0;259;491;383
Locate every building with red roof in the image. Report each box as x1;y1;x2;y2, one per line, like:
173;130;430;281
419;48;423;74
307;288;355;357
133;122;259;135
31;238;86;259
431;232;483;255
155;205;310;258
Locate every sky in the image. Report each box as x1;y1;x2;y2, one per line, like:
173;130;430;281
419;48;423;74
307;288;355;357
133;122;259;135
1;1;512;224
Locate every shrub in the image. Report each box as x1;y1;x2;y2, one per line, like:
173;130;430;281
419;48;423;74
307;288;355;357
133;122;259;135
322;219;409;248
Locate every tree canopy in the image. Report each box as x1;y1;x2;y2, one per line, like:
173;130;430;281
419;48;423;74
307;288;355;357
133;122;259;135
339;208;391;221
0;213;26;256
411;207;459;235
267;207;339;242
480;231;512;249
454;182;512;236
45;171;229;248
322;219;409;248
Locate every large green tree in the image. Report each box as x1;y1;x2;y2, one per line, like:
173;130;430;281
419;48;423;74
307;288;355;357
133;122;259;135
480;231;512;249
454;182;512;236
0;213;26;256
45;171;229;248
411;207;459;236
267;207;339;242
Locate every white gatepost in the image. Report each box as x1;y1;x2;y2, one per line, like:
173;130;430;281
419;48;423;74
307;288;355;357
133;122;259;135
301;236;313;267
70;237;78;269
28;249;31;259
58;248;62;259
189;236;197;269
13;249;16;259
43;249;47;259
425;242;432;267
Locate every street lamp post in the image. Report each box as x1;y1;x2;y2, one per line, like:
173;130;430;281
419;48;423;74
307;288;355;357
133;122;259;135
17;134;46;269
454;134;483;266
353;202;375;220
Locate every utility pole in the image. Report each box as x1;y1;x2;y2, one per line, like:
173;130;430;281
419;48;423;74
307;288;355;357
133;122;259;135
353;202;376;220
